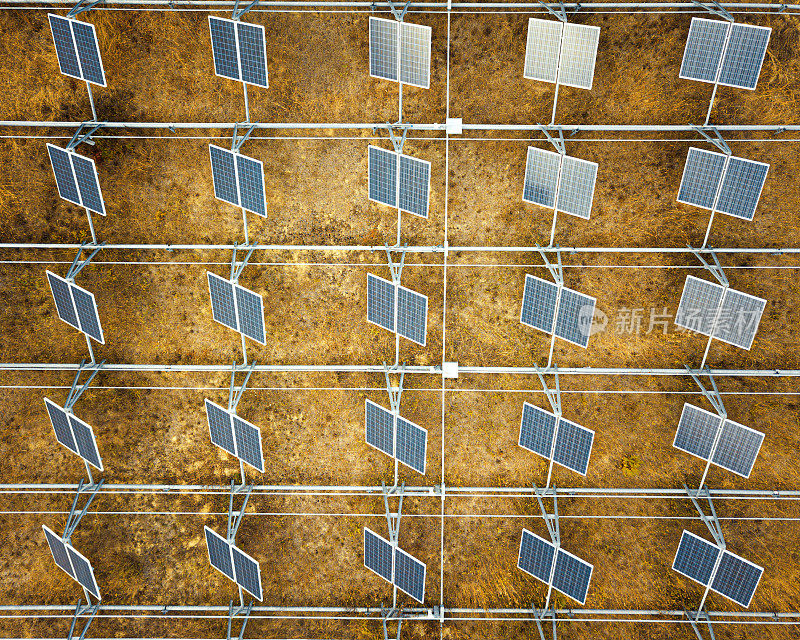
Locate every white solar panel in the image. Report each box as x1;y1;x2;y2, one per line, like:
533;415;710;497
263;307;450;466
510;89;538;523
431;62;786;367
46;271;105;344
554;286;596;348
400;21;431;89
365;399;395;457
674;275;726;338
369;17;399;82
394;545;426;602
520;274;559;333
519;402;557;458
209;145;267;218
677;147;728;211
523;147;561;209
206;272;266;345
366;273;395;332
204;525;263;601
208;16;268;88
673;402;721;462
524;19;562;83
673;529;720;587
364;527;394;583
397;285;428;346
551;546;593;604
717;23;771;90
558;23;601;90
556;155;598;220
518;528;555;583
396;416;427;475
715;156;770;221
680;18;730;84
48;14;106;87
368;146;431;218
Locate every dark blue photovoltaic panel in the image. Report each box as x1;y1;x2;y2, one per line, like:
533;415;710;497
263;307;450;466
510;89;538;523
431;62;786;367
518;529;555;583
232;545;263;601
673;403;722;462
368;146;397;208
711;419;764;479
49;14;81;80
364;527;393;583
43;525;75;579
718;24;771;90
367;274;395;332
398;154;430;218
70;284;104;344
519;402;556;459
396;416;426;475
237;22;268;88
394;547;425;603
552;548;592;604
714;287;766;350
397;286;427;346
45;398;78;454
674;275;726;338
69;414;103;470
47;144;81;206
205;399;236;456
552;418;594;476
67;546;100;599
235;284;266;345
711;550;763;608
71;20;105;86
70;153;105;215
673;530;720;587
716;156;769;221
47;271;80;330
205;526;235;580
520;275;558;333
209;17;239;81
209;145;239;207
207;272;238;331
236;154;267;217
680;18;729;83
554;287;595;348
677;147;726;211
365;399;394;457
556;155;597;220
233;415;265;473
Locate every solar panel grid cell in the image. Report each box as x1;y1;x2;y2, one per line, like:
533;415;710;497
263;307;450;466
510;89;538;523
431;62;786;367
710;550;763;607
233;415;265;473
231;546;263;601
554;287;595;348
672;529;720;587
45;398;78;454
677;147;727;211
517;529;555;583
47;144;82;207
365;399;395;457
396;416;427;475
556;155;598;219
49;14;82;80
518;402;557;459
718;23;771;90
368;146;398;208
209;145;240;207
236;154;267;217
674;275;726;337
366;274;395;332
67;546;101;599
394;546;426;602
711;419;764;478
71;20;106;86
397;286;427;346
673;403;722;462
713;288;766;350
208;272;239;331
43;525;75;579
205;399;237;456
558;23;600;90
69;414;103;471
523;18;562;83
70;284;105;344
234;284;266;345
520;275;559;333
552;418;594;476
680;18;729;83
715;156;769;221
70;153;106;215
236;22;269;88
523;147;561;209
369;17;399;82
399;22;431;88
364;527;393;583
209;17;240;81
47;271;80;331
398;154;431;218
205;526;235;580
552;548;593;604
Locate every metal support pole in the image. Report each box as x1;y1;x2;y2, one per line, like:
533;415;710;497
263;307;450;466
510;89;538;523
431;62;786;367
242;208;249;245
84;334;95;366
85;82;97;122
243;83;250;124
85;210;97;245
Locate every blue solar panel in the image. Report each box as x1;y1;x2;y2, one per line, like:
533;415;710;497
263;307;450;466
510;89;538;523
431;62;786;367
70;153;105;215
552;548;592;604
710;550;763;608
517;529;555;583
209;145;239;207
205;399;236;457
556;155;597;220
235;284;266;345
231;545;263;601
71;19;105;86
365;399;394;457
236;154;267;217
367;273;395;332
554;287;595;348
396;416;427;475
67;546;100;599
209;17;239;81
715;156;769;221
237;22;268;88
49;14;81;80
673;530;720;587
47;270;80;331
45;398;78;454
678;147;727;211
398;154;430;218
368;146;397;208
552;418;594;476
364;527;393;583
394;546;426;603
711;419;764;479
520;275;559;334
673;403;722;462
519;402;557;459
208;272;238;331
43;525;75;579
714;287;766;350
233;415;265;473
69;414;103;471
369;17;399;82
523;146;560;209
718;23;771;90
47;144;81;207
397;285;427;346
205;526;235;580
71;284;104;344
680;18;729;84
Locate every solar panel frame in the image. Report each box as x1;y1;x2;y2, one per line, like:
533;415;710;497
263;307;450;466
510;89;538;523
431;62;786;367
672;529;720;588
557;23;601;91
552;417;594;476
231;544;263;601
711;418;764;478
518;402;557;459
677;147;727;212
70;152;106;216
364;527;394;583
367;145;398;209
208;16;241;81
397;285;428;346
209;144;240;208
368;17;399;82
679;18;730;84
398;153;431;218
48;14;82;81
517;528;555;584
394;546;426;603
674;275;726;338
399;21;432;89
236;21;269;89
366;273;396;333
232;414;265;473
717;23;771;90
235;153;268;217
710;549;763;608
551;547;593;605
67;545;101;600
553;286;596;348
43;524;76;579
44;397;79;454
234;283;267;345
70;283;105;344
204;525;235;581
47;270;80;331
207;271;239;332
556;155;598;220
713;287;766;350
714;155;769;221
68;413;104;471
396;415;427;475
365;399;395;458
205;399;237;457
47;143;82;208
520;274;559;334
522;146;561;209
523;18;562;83
70;19;106;87
673;402;722;463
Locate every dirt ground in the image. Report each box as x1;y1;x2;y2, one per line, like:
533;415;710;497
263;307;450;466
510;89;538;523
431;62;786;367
0;4;799;640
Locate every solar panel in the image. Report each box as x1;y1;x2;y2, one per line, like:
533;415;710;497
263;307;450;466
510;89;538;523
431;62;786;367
45;398;78;454
231;545;263;601
519;402;557;459
680;18;730;84
234;284;266;345
520;275;559;333
554;287;596;348
394;546;426;602
552;417;594;476
67;546;101;599
399;21;431;89
718;23;771;90
236;21;269;88
523;147;561;209
367;273;395;332
364;527;393;583
556;155;598;219
672;529;720;587
47;144;81;207
674;275;726;338
207;272;239;331
673;403;722;462
204;526;235;580
209;17;240;81
70;153;106;215
232;415;265;473
49;14;82;80
398;154;431;218
396;416;427;475
551;547;593;604
523;19;562;83
69;414;103;471
678;147;727;211
369;17;399;82
558;23;600;90
715;156;769;221
710;550;763;607
517;529;555;583
368;146;398;208
365;399;395;458
47;270;80;331
209;145;239;207
70;284;105;344
43;525;75;579
236;154;267;217
397;285;427;346
714;287;766;350
711;418;764;478
205;399;236;457
71;20;105;87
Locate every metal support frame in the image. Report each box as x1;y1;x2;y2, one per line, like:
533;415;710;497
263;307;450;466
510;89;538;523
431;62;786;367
532;604;558;640
230;123;259;243
385;125;412;245
692;0;734;22
684;484;726;615
687;248;730;369
688;127;733;248
686;366;733;488
66;601;99;640
532;484;561;611
380;480;406;609
535;246;565;367
538;127;568;246
224;600;253;640
228;243;259;364
63;244;105;364
66;124;105;240
62;479;104;544
231;0;259;19
686;607;718;640
224;480;254;607
61;360;106;482
693;6;735;126
381;606;403;640
227;360;258;486
384;362;406;486
384;244;408;365
534;364;563;487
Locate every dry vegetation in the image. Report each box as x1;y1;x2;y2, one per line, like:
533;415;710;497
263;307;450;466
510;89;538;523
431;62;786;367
0;5;799;640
